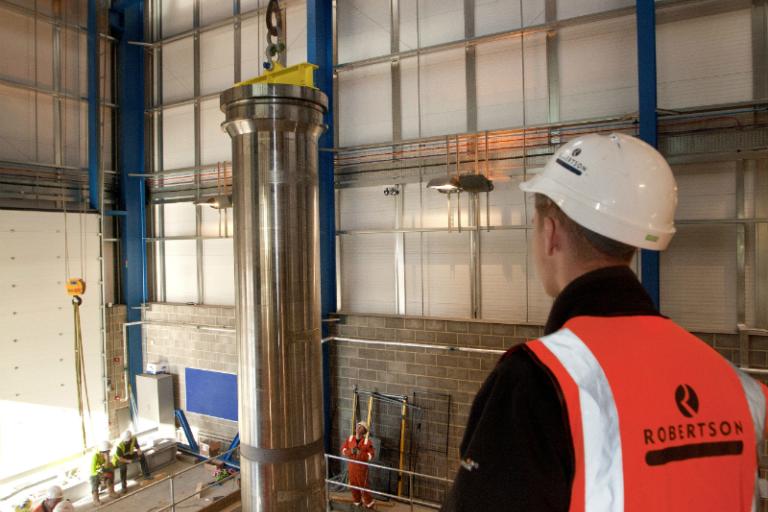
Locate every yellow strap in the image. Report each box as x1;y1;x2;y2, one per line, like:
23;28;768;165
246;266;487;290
73;298;92;450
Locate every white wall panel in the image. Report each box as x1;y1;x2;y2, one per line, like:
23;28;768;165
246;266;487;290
401;0;464;48
63;99;87;168
62;29;87;97
476;33;548;131
0;85;54;164
557;0;632;20
480;230;528;322
338;62;392;147
163;201;197;236
162;37;194;103
285;0;308;66
558;16;637;121
337;0;391;64
526;243;553;324
339;185;397;231
0;10;53;87
201;26;235;96
165;240;199;303
241;0;262;12
0;211;106;480
400;57;421;139
661;226;737;332
201;206;233;237
241;15;265;81
162;104;195;170
202;239;235;306
200;98;230;164
201;0;232;26
405;231;471;318
409;49;466;138
161;0;194;38
398;0;418;51
485;179;527;226
341;234;397;314
674;163;736;221
657;10;752;109
475;0;545;36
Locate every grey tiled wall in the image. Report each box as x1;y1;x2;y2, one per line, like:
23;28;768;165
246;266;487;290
142;303;238;442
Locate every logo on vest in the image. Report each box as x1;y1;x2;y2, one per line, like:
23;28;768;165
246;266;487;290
642;384;744;467
674;384;699;418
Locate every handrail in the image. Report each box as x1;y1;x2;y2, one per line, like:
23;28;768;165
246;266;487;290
98;445;240;510
325;453;451;510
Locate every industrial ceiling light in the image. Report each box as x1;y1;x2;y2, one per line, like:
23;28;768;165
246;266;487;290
426;175;460;193
197;195;232;209
458;174;494;193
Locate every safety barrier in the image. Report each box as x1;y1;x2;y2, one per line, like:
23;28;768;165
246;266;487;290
325;453;451;510
98;446;239;512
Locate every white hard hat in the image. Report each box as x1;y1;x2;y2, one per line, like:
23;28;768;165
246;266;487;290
46;485;63;500
356;421;368;431
121;430;133;442
98;440;111;452
520;133;677;250
53;500;74;512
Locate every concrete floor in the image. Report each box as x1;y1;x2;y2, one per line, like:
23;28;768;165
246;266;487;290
70;458;238;511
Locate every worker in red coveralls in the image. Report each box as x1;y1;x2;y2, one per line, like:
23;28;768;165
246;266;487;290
342;421;376;509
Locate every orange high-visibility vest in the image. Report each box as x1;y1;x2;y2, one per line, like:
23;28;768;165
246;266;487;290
526;316;768;512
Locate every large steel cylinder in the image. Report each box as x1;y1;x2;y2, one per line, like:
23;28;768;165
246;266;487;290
220;83;328;511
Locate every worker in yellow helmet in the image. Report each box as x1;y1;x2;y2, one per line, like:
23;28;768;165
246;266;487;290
91;440;116;504
112;430;151;494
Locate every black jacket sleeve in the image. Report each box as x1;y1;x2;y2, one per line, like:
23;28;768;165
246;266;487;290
441;347;574;512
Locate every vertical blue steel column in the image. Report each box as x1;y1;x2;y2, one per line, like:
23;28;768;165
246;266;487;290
87;0;100;211
307;0;335;453
112;0;147;395
636;0;660;307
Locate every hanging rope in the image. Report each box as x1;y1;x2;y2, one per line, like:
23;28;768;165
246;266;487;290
71;294;93;450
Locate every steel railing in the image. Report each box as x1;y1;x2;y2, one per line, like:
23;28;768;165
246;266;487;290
98;445;239;512
325;453;451;510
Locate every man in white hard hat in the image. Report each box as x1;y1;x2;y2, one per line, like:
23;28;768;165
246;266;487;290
112;430;151;494
341;421;376;508
442;133;768;511
91;440;116;504
31;485;62;512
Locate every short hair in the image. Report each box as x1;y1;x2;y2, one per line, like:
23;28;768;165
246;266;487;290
534;194;636;263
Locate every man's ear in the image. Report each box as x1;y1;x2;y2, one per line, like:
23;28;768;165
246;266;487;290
542;215;558;257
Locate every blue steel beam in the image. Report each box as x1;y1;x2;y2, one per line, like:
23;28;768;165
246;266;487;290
636;0;661;307
307;0;336;454
111;0;147;396
87;0;99;211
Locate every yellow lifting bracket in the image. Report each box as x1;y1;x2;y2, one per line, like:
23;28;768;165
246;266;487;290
236;62;318;89
66;277;86;296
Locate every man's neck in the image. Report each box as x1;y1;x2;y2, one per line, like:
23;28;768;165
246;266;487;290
556;260;629;296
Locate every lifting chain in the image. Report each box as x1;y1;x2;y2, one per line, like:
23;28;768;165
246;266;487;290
264;0;286;71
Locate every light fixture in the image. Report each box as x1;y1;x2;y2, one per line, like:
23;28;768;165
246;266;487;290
426;174;494;193
197;195;232;209
426;175;460;193
458;174;494;193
